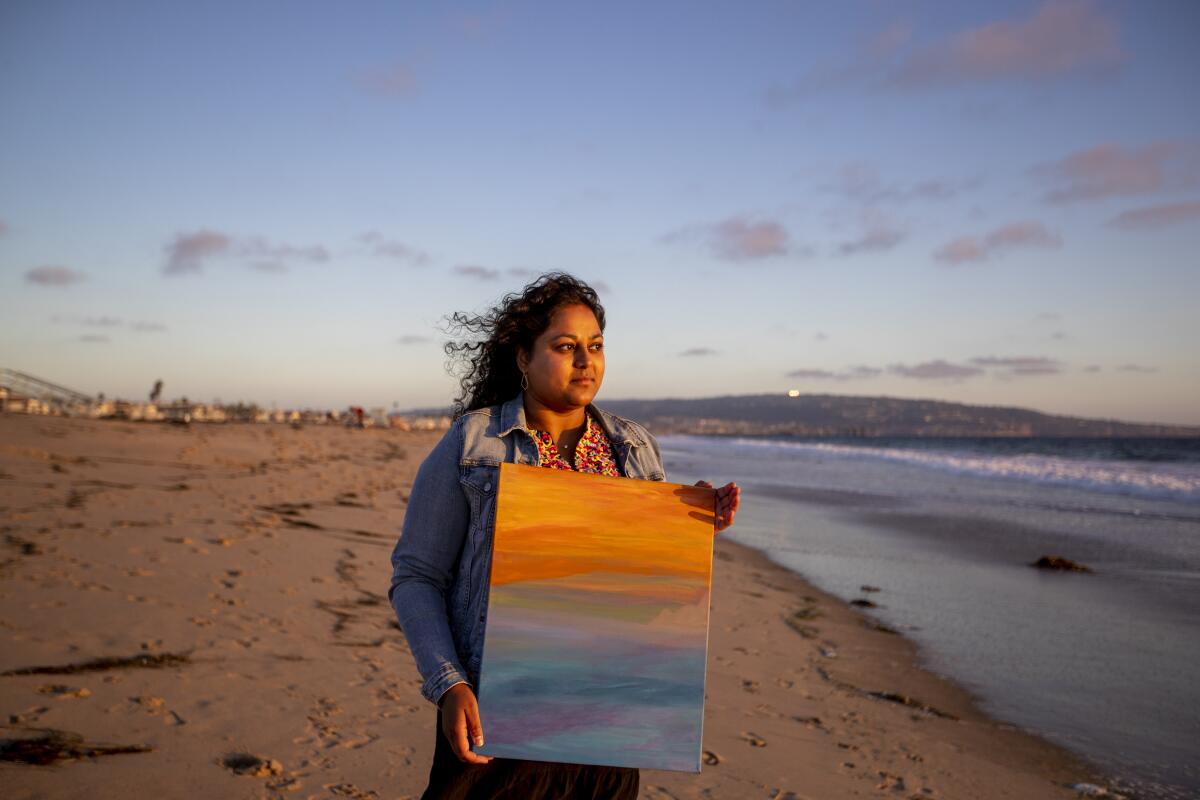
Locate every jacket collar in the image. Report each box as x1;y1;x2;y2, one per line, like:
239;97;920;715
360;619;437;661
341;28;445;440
496;392;641;448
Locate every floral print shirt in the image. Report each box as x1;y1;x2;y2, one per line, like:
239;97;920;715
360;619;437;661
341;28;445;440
526;411;622;477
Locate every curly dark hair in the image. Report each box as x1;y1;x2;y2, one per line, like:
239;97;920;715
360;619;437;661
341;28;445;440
444;272;606;418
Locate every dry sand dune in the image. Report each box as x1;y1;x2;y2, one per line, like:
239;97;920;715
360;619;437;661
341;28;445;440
0;414;1099;799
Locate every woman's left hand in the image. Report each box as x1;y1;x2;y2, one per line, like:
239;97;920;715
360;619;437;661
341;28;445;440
695;480;740;534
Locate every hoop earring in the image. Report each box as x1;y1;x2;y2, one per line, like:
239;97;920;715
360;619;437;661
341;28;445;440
521;371;529;391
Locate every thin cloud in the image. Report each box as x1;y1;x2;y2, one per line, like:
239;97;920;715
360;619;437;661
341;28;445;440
825;162;979;206
1107;201;1200;231
397;335;430;345
889;360;984;380
772;1;1122;101
935;221;1061;265
356;63;417;97
51;315;165;333
1117;363;1158;374
662;217;791;262
970;355;1064;375
83;315;122;327
359;231;431;265
0;218;8;236
164;229;329;275
814;332;829;342
1034;311;1062;322
164;230;231;275
786;365;882;381
242;237;329;263
838;212;905;256
26;265;86;286
679;347;717;357
889;0;1123;88
1033;142;1200;204
78;334;109;343
454;264;500;281
52;314;122;327
1083;364;1102;373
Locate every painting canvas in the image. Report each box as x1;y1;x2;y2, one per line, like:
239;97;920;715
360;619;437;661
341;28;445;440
474;462;716;772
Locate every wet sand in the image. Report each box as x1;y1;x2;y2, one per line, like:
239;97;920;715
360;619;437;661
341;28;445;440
0;414;1101;798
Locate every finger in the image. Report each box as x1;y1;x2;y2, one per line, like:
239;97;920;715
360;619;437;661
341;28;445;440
453;715;492;764
695;480;712;488
466;701;485;748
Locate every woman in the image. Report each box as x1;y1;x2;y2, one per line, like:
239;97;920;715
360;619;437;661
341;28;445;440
388;273;740;799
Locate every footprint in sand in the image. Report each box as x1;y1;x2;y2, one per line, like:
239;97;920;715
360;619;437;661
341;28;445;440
8;705;50;723
37;684;91;699
739;732;767;747
875;771;907;792
325;783;379;799
221;752;283;777
702;750;721;765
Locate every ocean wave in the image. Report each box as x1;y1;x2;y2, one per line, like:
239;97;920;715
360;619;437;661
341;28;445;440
720;438;1200;503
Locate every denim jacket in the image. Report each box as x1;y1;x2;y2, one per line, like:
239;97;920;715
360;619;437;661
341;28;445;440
387;392;666;706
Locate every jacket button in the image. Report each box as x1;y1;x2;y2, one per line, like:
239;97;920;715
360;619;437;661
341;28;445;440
483;482;492;492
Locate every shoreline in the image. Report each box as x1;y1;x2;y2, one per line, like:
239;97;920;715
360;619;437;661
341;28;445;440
646;535;1104;799
0;414;1107;799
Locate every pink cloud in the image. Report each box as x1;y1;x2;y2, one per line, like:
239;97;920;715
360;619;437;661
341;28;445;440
164;229;330;275
891;0;1123;88
773;1;1121;100
25;265;86;286
662;217;791;262
0;218;8;236
1106;201;1200;230
933;238;987;265
163;229;231;275
712;218;789;260
935;221;1061;264
986;221;1061;249
1033;142;1200;204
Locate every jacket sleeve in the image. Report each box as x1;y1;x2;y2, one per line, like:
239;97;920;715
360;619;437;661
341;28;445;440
644;429;665;481
388;423;473;705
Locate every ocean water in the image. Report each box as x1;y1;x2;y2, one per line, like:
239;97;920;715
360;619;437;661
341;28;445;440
661;435;1200;800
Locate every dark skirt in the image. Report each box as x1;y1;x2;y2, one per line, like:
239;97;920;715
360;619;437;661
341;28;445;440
420;710;640;800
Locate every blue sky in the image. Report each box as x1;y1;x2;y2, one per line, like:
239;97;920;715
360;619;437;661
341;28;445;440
2;1;1198;424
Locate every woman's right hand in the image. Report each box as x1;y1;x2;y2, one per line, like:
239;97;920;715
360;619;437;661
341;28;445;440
439;683;493;764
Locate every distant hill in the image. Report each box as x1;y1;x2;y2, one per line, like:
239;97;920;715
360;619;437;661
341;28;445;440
406;393;1199;437
595;394;1200;438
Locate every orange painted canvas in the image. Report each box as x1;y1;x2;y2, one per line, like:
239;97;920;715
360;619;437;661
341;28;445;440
474;463;716;772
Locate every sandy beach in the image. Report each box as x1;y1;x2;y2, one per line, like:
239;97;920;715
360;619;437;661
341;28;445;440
0;414;1104;799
